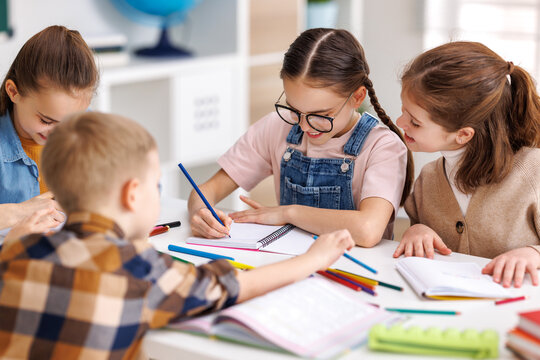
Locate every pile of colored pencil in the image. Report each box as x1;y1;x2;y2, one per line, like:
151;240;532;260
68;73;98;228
316;268;403;296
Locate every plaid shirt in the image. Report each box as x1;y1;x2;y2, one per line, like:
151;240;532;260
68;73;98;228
0;212;239;359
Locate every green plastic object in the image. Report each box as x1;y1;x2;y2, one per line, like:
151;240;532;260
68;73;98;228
368;324;499;359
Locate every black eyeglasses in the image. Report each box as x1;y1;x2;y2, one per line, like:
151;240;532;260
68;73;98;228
274;91;353;133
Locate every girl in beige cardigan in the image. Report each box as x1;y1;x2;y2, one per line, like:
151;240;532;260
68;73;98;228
393;41;540;289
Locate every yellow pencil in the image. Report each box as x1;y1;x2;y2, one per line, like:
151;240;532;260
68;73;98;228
227;260;255;270
330;268;378;286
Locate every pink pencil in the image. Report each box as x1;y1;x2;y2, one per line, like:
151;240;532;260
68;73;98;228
494;295;527;306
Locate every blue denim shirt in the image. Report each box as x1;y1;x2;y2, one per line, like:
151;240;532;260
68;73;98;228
0;112;40;204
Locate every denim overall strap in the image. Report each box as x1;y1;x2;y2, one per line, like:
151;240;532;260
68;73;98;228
343;112;379;156
285;124;304;145
279;113;378;210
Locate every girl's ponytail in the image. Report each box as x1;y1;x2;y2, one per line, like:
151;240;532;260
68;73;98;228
507;64;540;151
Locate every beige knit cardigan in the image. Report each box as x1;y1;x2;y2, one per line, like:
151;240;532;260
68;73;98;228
405;147;540;259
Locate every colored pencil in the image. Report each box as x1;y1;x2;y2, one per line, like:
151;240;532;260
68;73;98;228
326;270;376;296
150;225;169;237
156;220;181;228
178;163;230;237
227;260;255;270
317;271;362;292
313;235;377;274
171;256;193;265
343;253;377;274
494;295;527;306
330;269;378;286
385;308;460;315
326;269;376;290
335;268;403;291
168;244;235;261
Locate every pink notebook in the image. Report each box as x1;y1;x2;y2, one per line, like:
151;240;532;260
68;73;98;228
168;277;399;358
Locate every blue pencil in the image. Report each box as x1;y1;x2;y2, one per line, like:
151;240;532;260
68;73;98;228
313;235;377;274
168;244;235;261
343;253;377;274
178;163;230;237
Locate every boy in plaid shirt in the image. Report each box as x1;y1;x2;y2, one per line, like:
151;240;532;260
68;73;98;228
0;112;354;359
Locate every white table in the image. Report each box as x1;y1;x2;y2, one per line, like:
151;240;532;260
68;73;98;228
144;197;539;359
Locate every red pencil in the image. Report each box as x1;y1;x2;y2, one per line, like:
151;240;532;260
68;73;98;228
495;295;527;306
150;225;169;237
326;269;376;291
317;271;362;292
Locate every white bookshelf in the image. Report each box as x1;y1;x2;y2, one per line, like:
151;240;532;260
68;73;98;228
92;54;247;203
89;0;250;209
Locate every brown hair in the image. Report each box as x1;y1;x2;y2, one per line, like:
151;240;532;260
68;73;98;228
402;41;540;192
280;28;414;205
0;25;98;115
42;112;157;213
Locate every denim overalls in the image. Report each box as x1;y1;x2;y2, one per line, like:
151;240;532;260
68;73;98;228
279;112;378;210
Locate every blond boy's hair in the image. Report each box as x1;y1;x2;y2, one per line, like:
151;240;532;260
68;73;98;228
42;112;156;213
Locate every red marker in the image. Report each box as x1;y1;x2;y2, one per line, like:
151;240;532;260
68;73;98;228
495;295;527;306
150;225;169;237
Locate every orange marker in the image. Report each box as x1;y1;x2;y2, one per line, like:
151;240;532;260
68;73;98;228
150;225;169;237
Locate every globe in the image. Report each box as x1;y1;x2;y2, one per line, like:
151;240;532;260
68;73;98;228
111;0;200;57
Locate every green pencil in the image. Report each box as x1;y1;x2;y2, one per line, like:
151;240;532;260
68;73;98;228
385;308;460;315
171;255;193;265
335;268;403;291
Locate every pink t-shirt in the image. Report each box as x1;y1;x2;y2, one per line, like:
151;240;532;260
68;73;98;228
218;112;408;239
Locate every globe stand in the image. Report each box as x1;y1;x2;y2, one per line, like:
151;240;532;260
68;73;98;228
135;27;192;57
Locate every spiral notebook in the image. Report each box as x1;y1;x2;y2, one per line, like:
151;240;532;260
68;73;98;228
185;222;315;256
168;276;399;358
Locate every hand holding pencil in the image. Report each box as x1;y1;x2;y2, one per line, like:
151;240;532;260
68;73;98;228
191;207;232;238
180;163;232;239
308;229;355;270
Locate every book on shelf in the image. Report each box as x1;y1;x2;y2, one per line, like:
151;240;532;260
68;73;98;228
395;257;515;300
186;222;315;256
168;276;399;359
84;33;130;67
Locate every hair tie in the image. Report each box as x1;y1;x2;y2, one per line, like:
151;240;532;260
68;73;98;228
507;61;514;75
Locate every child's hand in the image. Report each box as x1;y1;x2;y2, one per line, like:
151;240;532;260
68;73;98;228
18;192;64;224
393;224;452;258
306;229;355;271
4;208;59;244
190;207;232;238
229;195;288;225
481;247;540;288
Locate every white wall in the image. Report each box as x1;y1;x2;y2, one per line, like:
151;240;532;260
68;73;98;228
362;0;439;180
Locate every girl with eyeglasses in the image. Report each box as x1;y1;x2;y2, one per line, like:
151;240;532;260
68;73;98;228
393;41;540;288
188;28;413;247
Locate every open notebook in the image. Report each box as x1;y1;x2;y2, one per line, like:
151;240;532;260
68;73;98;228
396;257;516;300
168;276;399;359
186;222;315;256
